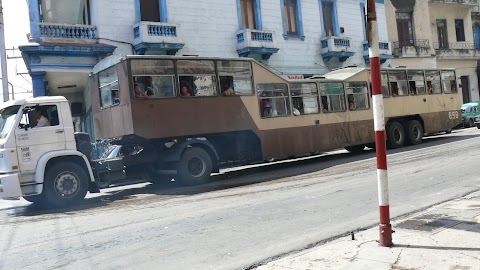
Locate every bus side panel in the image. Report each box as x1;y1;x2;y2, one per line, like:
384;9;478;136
259;119;375;160
130;97;260;140
420;110;461;134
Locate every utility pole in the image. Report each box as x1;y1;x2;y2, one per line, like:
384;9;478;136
366;0;393;247
0;0;9;102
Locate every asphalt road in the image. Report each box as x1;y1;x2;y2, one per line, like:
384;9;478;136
1;128;480;270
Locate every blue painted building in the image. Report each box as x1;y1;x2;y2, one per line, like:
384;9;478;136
20;0;391;132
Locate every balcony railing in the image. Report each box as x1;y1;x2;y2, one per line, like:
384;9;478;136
393;39;431;57
429;0;478;5
363;41;391;52
433;42;480;59
237;29;278;59
38;23;97;40
321;36;351;49
133;21;182;47
433;42;476;50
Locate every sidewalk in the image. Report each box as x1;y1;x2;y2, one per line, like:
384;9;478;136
257;191;480;270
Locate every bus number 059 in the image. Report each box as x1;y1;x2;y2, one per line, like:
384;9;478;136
448;111;459;120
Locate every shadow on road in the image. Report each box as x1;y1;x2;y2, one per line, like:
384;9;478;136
5;130;480;217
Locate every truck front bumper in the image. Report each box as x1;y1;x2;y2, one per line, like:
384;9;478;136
0;173;22;200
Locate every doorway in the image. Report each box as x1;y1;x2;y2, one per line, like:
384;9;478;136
461;76;470;103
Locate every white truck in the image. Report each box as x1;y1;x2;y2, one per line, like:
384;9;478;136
0;96;107;207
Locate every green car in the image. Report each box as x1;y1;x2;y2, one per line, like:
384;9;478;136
461;101;480;128
474;115;480;129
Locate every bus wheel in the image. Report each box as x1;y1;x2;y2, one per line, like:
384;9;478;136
41;162;89;208
386;122;405;149
177;147;213;186
406;120;423;145
345;145;365;153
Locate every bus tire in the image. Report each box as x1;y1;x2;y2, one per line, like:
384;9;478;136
386;121;405;149
345;145;365;153
406;120;423;145
177;147;213;186
41;162;89;208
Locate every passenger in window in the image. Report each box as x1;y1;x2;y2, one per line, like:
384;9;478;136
34;108;50;127
427;81;433;94
349;101;356;110
134;83;148;99
451;82;457;93
262;100;272;117
390;83;399;96
222;81;235;96
113;90;120;104
321;96;329;113
180;85;191;97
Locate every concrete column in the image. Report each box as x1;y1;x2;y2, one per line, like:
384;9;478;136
27;0;41;39
31;71;46;97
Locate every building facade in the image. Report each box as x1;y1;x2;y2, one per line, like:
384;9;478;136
386;0;480;103
20;0;391;132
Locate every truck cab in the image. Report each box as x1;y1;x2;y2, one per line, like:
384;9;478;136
0;96;97;207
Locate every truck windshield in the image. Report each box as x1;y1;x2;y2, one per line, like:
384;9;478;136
0;105;21;139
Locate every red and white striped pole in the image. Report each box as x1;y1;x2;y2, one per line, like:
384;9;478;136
366;0;392;247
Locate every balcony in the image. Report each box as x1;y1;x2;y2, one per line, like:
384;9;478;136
133;22;184;55
37;23;97;43
393;39;432;58
236;29;279;60
320;36;354;63
429;0;478;7
363;41;393;64
433;42;480;59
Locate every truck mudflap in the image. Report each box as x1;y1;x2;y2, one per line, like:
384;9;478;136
0;173;22;200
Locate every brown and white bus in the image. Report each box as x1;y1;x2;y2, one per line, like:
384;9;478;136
89;56;461;185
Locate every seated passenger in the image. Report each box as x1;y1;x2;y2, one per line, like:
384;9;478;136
134;83;148;99
180;85;191;97
222;82;235;96
34;108;50;127
349;101;356;110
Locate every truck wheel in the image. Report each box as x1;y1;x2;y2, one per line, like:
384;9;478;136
386;121;405;149
41;162;89;208
406;120;423;145
469;119;474;128
177;147;213;186
345;145;365;153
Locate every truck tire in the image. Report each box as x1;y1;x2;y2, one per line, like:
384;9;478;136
41;162;89;208
386;121;405;149
406;120;423;145
23;195;42;204
177;147;213;186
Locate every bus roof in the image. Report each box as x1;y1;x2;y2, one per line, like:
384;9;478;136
92;55;257;75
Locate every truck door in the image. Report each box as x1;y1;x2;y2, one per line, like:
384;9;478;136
15;104;66;173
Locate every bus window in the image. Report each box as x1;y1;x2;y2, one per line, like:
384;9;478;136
381;71;390;97
388;70;408;96
291;83;319;116
99;66;119;108
257;84;290;118
441;70;457;94
407;70;425;95
345;82;369;110
131;59;175;98
425;70;442;94
177;60;217;97
217;61;253;96
319;82;346;113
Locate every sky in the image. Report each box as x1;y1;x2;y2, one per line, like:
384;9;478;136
1;0;32;102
